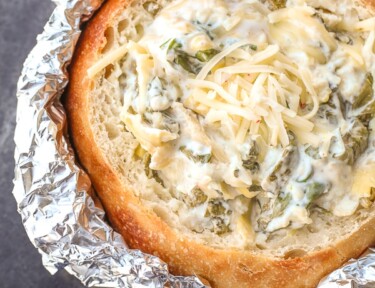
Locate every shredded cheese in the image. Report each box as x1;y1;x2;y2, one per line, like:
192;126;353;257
196;39;253;80
186;43;320;147
87;43;128;78
355;17;375;31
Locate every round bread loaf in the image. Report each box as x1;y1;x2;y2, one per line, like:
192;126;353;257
67;0;375;286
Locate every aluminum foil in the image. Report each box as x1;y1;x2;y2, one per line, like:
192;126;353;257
12;0;375;287
318;248;375;288
13;0;205;287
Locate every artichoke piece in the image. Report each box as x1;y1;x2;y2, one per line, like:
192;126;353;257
142;111;180;133
205;198;232;235
255;193;291;231
305;182;326;205
142;152;165;186
255;182;326;232
180;146;211;163
337;118;369;165
182;186;208;207
161;111;180;133
254;144;308;232
266;145;297;189
351;74;375;117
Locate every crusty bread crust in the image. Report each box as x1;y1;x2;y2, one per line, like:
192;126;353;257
361;0;375;9
66;0;375;287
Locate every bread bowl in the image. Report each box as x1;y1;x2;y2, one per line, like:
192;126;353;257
66;0;375;287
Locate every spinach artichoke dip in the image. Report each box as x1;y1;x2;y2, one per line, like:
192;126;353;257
88;0;375;247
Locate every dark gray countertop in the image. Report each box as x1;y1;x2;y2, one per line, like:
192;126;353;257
0;1;84;287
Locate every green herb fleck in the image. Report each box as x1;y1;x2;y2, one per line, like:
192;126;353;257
305;182;326;203
205;199;232;235
175;54;199;74
351;74;375;116
182;186;208;207
270;0;286;9
242;141;260;173
160;38;182;51
305;145;321;160
195;49;219;62
272;193;292;218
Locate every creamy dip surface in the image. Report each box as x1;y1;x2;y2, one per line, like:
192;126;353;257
92;0;375;244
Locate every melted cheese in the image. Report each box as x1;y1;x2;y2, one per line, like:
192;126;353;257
88;0;375;237
87;43;128;78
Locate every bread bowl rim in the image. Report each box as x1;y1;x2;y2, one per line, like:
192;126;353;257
66;0;375;286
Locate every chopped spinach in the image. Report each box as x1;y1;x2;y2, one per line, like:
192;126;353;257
272;193;292;219
269;0;286;9
179;146;211;163
142;152;165;187
305;145;321;159
316;95;339;125
337;118;369;165
248;184;264;193
305;182;326;204
195;49;219;62
143;110;180;134
182;186;208;207
265;145;298;190
174;54;201;74
192;20;215;40
205;198;232;235
249;44;258;51
161;38;221;74
350;74;375;118
255;193;291;231
160;38;182;51
242;141;260;174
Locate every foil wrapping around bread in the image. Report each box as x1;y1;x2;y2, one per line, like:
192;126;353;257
11;0;375;287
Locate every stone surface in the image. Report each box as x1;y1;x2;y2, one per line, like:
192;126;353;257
0;1;84;287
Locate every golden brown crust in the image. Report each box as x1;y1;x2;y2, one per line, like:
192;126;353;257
360;0;375;10
66;1;375;287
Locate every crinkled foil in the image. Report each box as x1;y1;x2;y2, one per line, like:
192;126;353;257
12;0;375;287
318;248;375;288
13;0;205;287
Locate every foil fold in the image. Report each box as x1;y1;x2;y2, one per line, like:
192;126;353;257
318;248;375;288
12;0;375;287
13;0;205;287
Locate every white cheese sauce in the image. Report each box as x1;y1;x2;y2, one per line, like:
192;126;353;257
117;0;375;236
